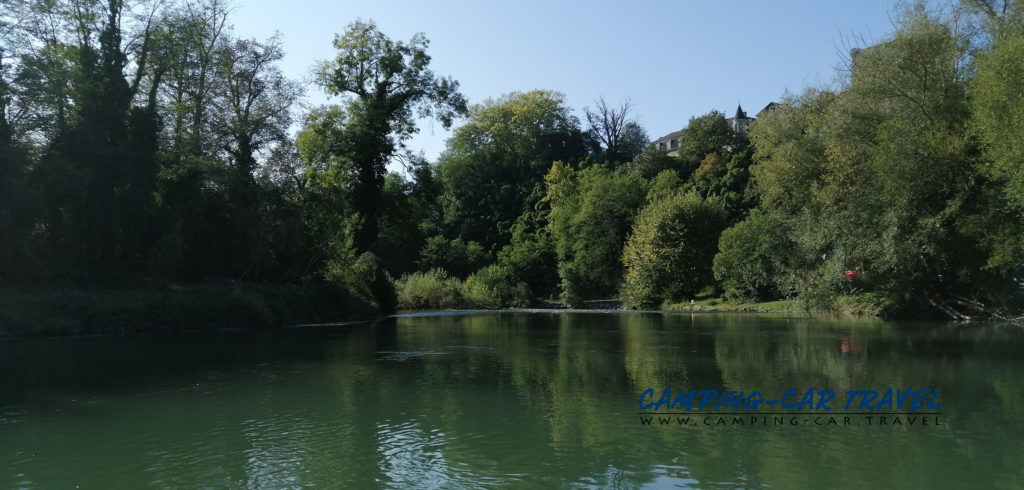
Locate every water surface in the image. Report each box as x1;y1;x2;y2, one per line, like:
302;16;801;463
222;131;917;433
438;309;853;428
1;312;1022;488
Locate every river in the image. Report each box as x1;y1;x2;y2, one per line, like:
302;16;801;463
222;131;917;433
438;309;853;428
1;311;1022;488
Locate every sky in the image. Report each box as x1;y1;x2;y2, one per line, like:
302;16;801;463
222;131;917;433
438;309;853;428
228;0;902;163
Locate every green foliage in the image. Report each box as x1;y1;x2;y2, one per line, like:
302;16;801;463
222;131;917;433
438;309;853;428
747;12;997;318
646;170;683;203
497;218;559;299
438;90;587;251
676;111;735;172
971;13;1024;215
622;192;728;309
462;265;532;308
6;1;1024;323
327;251;397;313
832;292;896;317
628;145;683;179
395;269;464;310
545;163;648;305
309;19;466;254
378;167;441;277
713;210;794;301
418;236;491;279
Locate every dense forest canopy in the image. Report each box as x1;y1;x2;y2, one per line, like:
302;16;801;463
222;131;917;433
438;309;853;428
2;0;1024;320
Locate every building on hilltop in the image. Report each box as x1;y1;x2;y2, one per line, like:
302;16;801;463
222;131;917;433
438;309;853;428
652;102;778;155
726;104;752;133
652;129;683;156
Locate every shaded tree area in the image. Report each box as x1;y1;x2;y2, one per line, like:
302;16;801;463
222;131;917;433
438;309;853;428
296;19;466;310
6;0;1024;321
0;0;313;286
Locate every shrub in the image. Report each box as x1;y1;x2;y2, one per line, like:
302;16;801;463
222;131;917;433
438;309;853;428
331;251;397;313
462;265;532;308
713;209;794;301
622;192;727;309
395;269;464;310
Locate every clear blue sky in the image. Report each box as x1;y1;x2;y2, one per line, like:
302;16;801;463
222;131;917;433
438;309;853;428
229;0;900;163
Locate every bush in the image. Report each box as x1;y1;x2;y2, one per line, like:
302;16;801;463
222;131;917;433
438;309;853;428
330;251;397;313
713;209;794;301
462;265;532;308
497;228;559;299
395;269;464;310
622;192;727;309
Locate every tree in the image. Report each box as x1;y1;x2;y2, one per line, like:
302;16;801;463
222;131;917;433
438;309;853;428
377;161;444;277
207;34;302;279
627;144;682;179
34;0;161;271
971;1;1024;209
313;19;467;254
713;209;794;301
417;235;490;279
545;162;647;305
748;11;992;317
584;97;647;163
0;45;39;280
676;111;734;173
438;90;586;251
622;192;727;309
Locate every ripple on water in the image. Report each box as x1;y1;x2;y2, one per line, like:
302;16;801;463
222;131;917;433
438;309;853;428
374;419;512;488
0;406;25;426
376;351;449;362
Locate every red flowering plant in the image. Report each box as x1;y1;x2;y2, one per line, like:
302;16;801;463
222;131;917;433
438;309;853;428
843;270;861;294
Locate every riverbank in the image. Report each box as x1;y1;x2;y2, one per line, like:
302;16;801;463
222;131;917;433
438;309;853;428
0;282;380;337
664;298;799;313
530;295;891;317
665;293;893;317
0;287;896;338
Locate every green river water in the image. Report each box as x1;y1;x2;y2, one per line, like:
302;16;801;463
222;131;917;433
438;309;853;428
1;311;1022;488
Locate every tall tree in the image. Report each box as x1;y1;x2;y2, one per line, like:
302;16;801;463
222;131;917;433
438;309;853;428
311;19;466;254
207;34;302;278
32;0;161;270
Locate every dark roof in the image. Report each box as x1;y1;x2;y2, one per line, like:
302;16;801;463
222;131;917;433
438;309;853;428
758;102;779;117
653;130;683;142
734;104;747;120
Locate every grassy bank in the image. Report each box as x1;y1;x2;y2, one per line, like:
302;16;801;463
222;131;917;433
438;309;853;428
0;282;380;337
665;293;893;317
665;298;800;313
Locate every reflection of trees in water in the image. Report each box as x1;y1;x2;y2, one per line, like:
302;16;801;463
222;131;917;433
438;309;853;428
306;313;1024;488
622;313;690;392
10;315;1019;487
713;317;868;394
